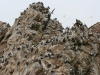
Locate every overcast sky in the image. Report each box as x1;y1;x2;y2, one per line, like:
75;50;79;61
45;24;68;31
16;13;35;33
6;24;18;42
0;0;100;28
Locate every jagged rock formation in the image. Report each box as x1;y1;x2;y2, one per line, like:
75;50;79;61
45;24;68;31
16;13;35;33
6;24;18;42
90;22;100;33
0;2;100;75
0;21;10;42
0;21;11;58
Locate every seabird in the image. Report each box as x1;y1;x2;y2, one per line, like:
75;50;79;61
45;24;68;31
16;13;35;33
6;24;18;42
47;63;51;68
51;8;55;14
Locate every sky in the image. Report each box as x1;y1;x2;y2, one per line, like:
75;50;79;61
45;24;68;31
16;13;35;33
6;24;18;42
0;0;100;28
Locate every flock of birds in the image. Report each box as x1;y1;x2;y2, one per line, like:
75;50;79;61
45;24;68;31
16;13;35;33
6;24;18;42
0;2;100;75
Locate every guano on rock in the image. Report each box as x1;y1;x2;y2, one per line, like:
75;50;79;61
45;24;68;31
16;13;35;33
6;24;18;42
0;2;100;75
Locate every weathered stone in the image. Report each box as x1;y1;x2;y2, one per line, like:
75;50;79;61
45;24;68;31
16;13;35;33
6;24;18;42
0;2;100;75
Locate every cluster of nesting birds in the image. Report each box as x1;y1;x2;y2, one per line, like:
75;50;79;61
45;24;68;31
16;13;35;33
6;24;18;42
0;2;100;75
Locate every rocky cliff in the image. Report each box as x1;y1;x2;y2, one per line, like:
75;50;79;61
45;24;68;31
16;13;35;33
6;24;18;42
90;22;100;33
0;2;100;75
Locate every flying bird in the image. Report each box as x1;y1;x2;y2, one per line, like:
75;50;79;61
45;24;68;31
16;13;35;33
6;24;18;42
51;8;55;14
90;16;92;18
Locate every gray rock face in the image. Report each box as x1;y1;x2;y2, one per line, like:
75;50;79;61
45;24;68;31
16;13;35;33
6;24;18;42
0;21;10;42
0;22;11;59
0;2;100;75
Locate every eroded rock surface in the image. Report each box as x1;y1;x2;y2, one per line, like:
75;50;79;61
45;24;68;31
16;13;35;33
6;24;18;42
0;2;100;75
0;21;11;59
90;22;100;33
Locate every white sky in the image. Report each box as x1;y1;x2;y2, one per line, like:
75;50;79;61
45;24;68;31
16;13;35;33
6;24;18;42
0;0;100;28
